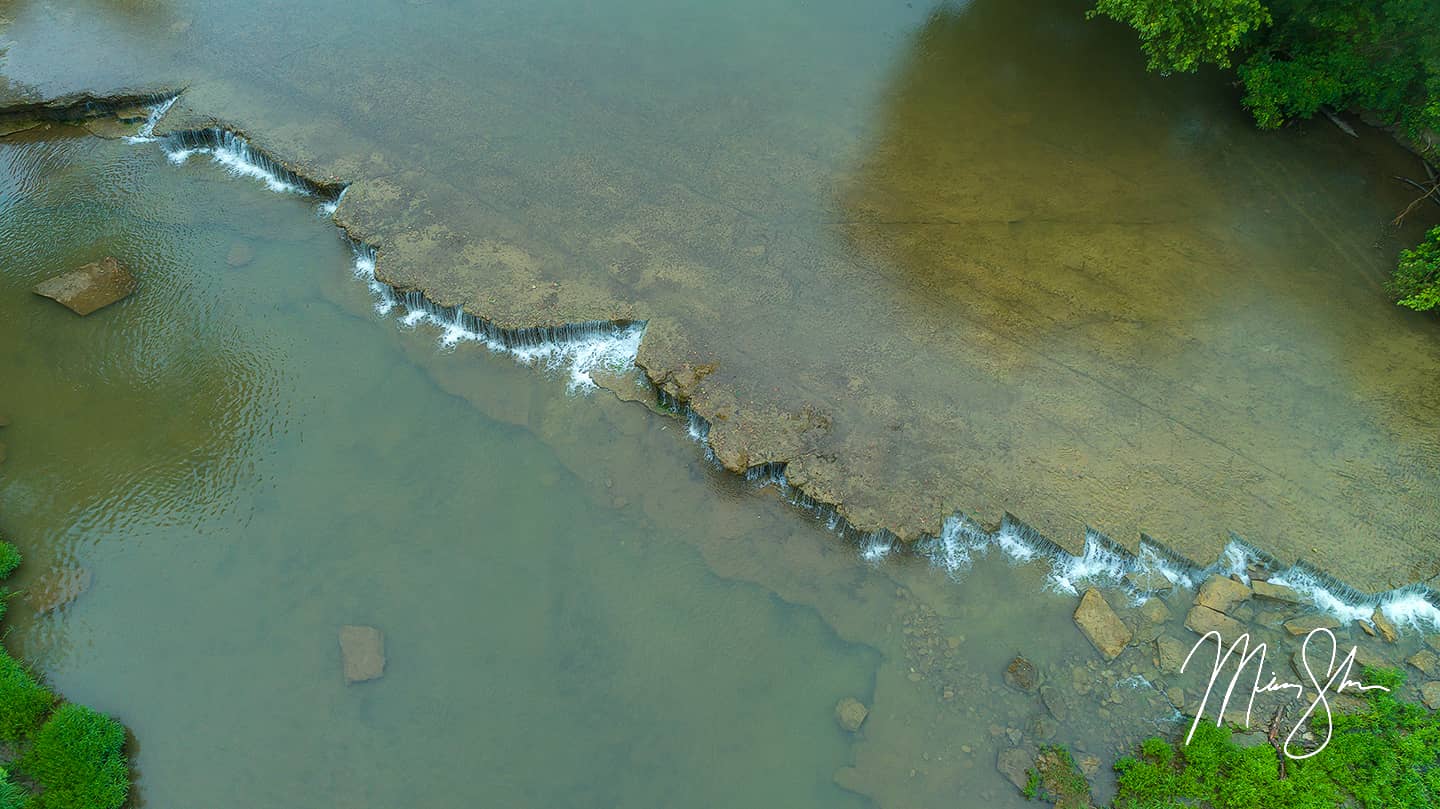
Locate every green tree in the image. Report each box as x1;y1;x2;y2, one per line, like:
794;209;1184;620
1087;0;1271;73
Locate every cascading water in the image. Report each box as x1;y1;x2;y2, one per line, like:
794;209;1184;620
120;98;1440;635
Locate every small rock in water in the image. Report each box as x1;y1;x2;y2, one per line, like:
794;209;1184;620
834;697;868;733
339;625;386;683
0;442;6;465
1074;588;1132;660
226;242;255;268
1251;580;1303;604
33;257;136;316
996;747;1033;792
0;413;9;427
1194;574;1252;614
1139;598;1170;624
26;566;92;613
1371;608;1399;643
1284;615;1341;636
1155;635;1190;673
1004;655;1039;692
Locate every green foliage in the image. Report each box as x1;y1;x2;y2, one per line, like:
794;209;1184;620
1392;225;1440;310
19;705;128;809
0;542;20;580
1090;0;1440;143
0;768;27;809
1023;767;1039;800
1240;0;1440;139
1088;0;1271;73
1112;668;1440;808
0;653;54;745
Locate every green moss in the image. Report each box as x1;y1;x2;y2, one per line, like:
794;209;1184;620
1113;668;1440;808
19;705;128;809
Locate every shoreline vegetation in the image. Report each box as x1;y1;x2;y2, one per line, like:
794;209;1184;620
1088;0;1440;311
1018;667;1440;808
0;540;129;809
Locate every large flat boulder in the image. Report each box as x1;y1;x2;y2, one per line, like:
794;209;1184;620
1074;588;1132;660
1184;605;1246;640
33;257;136;316
1194;574;1252;614
339;625;385;683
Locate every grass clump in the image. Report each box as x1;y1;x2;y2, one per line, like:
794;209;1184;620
0;540;129;809
0;768;28;809
1113;668;1440;808
20;706;128;809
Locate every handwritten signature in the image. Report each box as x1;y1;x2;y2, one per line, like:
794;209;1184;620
1181;628;1390;759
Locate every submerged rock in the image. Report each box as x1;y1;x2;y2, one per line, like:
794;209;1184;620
26;566;92;613
995;747;1033;791
1422;682;1440;710
339;625;386;683
1194;575;1251;614
834;697;868;733
1074;589;1132;660
1155;635;1190;673
1184;605;1244;639
1004;655;1039;692
33;257;136;316
1407;649;1439;677
226;242;255;268
1283;615;1341;636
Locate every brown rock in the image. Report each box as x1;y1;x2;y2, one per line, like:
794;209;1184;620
1251;580;1303;604
1004;655;1039;692
1284;615;1342;636
1371;608;1399;643
1407;649;1440;677
1139;598;1170;624
339;625;385;683
996;747;1034;792
1422;682;1440;710
226;242;255;268
1155;635;1191;673
26;566;92;613
1185;605;1245;639
1195;574;1252;614
835;697;868;733
0;413;9;427
1074;588;1132;660
33;257;137;316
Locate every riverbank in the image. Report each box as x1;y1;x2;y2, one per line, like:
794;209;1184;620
0;539;129;809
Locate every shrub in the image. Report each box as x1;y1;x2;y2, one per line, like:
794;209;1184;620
1392;225;1440;311
1113;668;1440;808
20;704;128;809
0;654;54;744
